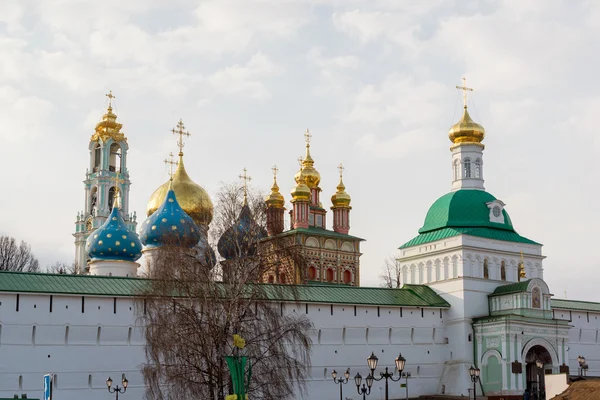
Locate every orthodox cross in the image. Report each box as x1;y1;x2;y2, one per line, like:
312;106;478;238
338;163;345;178
164;152;177;179
455;77;473;109
172;119;191;156
106;90;116;108
239;167;251;204
304;128;312;145
112;172;126;208
297;156;304;171
271;165;279;178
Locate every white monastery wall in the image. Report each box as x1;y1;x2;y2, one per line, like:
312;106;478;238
553;307;600;377
0;292;450;400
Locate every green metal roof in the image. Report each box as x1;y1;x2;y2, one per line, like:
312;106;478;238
490;280;532;296
419;190;514;233
399;227;540;249
0;271;449;307
551;299;600;312
281;226;364;241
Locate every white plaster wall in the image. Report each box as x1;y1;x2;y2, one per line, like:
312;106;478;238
545;373;568;399
554;308;600;376
0;292;451;400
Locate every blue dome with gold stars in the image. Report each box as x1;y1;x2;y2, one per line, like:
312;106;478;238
86;205;142;262
140;184;201;248
217;203;266;260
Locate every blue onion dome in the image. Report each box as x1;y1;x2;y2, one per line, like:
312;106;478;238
86;199;142;262
217;203;267;260
140;183;201;248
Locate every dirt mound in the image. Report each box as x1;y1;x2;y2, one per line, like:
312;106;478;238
552;380;600;400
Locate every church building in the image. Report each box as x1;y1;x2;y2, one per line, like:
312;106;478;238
0;83;598;400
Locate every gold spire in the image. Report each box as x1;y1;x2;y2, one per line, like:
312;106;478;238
331;163;352;209
91;91;126;143
239;167;252;205
266;165;285;208
291;157;311;202
172;119;191;156
294;129;321;189
448;77;485;146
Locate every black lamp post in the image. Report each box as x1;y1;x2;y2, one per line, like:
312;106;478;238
469;365;480;400
106;375;128;400
367;352;405;400
535;359;545;400
355;372;374;400
331;368;350;400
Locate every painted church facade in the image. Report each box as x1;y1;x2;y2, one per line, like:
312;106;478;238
1;85;598;400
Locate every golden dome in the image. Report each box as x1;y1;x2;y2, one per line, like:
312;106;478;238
448;107;485;146
147;154;214;227
294;139;321;189
331;175;351;209
91;92;126;143
265;174;285;208
290;171;311;202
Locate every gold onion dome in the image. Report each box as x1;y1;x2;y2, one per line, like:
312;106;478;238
147;154;214;227
448;106;485;146
291;172;311;202
265;175;285;208
294;141;321;189
331;176;351;209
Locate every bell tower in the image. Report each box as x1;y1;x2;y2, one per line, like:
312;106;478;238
73;92;137;273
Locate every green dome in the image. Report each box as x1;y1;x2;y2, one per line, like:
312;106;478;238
419;190;514;234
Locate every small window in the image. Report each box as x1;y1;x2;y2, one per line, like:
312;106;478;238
326;268;334;282
464;158;472;178
475;159;481;178
483;259;489;279
343;269;352;284
268;275;275;283
279;273;287;284
501;261;506;281
453;159;460;180
307;266;317;280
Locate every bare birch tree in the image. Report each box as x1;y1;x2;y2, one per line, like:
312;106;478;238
0;235;40;272
137;184;312;400
379;255;402;288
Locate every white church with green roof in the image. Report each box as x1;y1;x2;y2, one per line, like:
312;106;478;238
1;85;598;400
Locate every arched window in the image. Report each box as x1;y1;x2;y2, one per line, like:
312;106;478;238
483;259;489;279
279;273;286;284
90;187;98;215
464;158;472;178
326;268;334;282
268;275;275;283
109;143;122;173
93;144;101;172
108;187;116;210
343;269;352;284
307;266;317;280
453;159;460;180
475;159;481;178
500;261;506;281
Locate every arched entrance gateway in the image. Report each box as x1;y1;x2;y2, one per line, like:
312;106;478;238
525;345;553;399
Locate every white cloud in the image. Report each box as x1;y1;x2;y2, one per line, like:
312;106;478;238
207;52;279;100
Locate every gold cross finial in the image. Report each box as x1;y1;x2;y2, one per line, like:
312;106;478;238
164;152;177;179
297;156;304;169
304;128;312;145
455;76;473;109
171;119;191;156
338;163;345;178
112;172;126;209
239;167;251;205
105;90;116;108
271;165;279;177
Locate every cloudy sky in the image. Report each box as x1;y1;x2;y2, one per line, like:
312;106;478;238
1;0;599;299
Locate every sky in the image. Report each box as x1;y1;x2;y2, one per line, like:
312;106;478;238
0;0;599;299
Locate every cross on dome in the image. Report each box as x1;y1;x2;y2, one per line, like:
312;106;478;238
239;167;252;204
455;77;473;109
271;165;279;177
304;129;312;145
338;163;345;178
171;119;191;156
164;152;176;179
105;90;116;108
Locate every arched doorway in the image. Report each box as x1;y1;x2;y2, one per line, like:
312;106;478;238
525;345;552;399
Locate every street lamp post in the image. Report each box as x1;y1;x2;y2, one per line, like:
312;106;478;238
331;368;350;400
355;372;374;400
535;359;545;400
367;352;405;400
402;372;411;400
469;366;480;400
106;375;128;400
